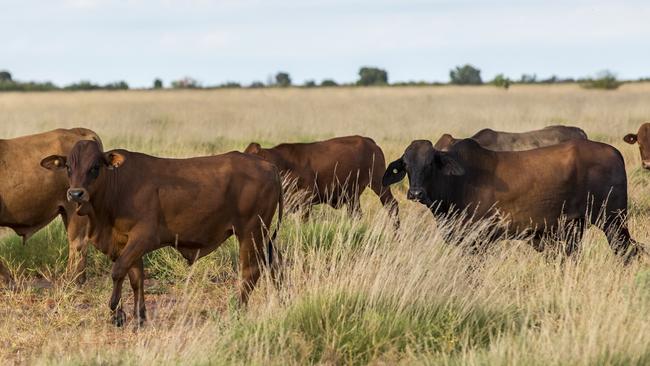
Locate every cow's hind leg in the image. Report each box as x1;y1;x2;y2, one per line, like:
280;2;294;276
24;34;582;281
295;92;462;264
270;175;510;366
236;219;268;306
603;217;639;264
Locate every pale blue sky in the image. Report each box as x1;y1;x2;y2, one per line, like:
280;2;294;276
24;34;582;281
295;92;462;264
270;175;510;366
1;0;649;87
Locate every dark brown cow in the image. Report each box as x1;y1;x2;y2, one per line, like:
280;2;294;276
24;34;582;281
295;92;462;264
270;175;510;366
434;125;588;151
244;135;398;223
1;128;101;287
383;138;641;259
41;140;283;326
623;123;650;169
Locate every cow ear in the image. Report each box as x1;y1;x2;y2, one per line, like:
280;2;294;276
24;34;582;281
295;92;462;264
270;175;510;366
245;142;262;154
40;155;67;171
623;134;638;144
105;152;126;169
435;153;465;176
383;158;406;186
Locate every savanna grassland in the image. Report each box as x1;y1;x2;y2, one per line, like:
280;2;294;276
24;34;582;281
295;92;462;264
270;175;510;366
2;84;650;365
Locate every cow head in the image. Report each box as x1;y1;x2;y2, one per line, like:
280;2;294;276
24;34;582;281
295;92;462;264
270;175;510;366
40;140;125;215
624;123;650;169
382;140;465;207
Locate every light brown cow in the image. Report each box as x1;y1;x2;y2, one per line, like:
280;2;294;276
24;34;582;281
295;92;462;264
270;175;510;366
434;125;588;151
623;123;650;169
41;140;283;326
1;128;101;287
244;135;398;223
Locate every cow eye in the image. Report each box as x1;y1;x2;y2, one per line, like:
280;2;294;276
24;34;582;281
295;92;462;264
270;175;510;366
89;165;100;178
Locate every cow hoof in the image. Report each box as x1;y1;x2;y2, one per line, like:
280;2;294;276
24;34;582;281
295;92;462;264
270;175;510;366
112;309;127;327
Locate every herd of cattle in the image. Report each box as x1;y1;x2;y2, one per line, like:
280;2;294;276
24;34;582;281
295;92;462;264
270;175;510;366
1;123;649;326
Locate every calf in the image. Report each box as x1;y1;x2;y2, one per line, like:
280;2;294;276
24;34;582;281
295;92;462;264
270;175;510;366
41;140;283;326
384;138;641;259
623;122;650;169
244;135;398;223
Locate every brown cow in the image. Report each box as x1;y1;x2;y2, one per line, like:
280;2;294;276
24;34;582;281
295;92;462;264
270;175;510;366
434;125;588;151
383;138;641;259
623;123;650;169
244;135;398;223
0;128;101;287
41;140;283;326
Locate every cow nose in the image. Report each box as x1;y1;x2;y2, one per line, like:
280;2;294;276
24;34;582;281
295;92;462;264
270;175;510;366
67;189;85;202
643;161;650;170
407;189;425;201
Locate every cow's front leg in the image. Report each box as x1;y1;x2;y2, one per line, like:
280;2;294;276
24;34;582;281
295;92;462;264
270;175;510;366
109;234;155;327
64;212;90;285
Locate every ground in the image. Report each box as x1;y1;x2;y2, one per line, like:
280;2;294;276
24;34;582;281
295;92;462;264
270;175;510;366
1;84;650;365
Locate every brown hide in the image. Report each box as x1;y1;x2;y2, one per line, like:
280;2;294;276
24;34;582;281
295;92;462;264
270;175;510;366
623;122;650;169
42;140;283;325
244;135;398;222
434;125;588;151
0;128;101;286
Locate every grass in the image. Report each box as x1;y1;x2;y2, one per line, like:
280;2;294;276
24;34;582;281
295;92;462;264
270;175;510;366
1;83;650;364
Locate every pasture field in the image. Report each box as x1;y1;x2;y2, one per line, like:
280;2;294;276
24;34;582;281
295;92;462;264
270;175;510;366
2;84;650;365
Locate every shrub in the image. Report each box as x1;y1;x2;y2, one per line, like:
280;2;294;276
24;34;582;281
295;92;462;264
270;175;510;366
303;80;316;88
581;70;622;90
491;74;511;89
321;79;338;87
449;64;482;85
249;81;265;88
64;81;102;91
275;72;291;87
103;81;129;90
153;78;163;89
171;77;200;89
0;70;12;82
357;67;388;86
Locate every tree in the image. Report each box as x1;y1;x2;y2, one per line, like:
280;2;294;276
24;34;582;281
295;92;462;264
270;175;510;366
249;81;265;88
275;72;291;87
491;74;511;89
357;67;388;86
321;79;338;87
171;77;200;89
153;79;163;89
519;74;537;83
580;70;622;90
0;70;12;82
303;80;316;88
104;81;129;90
449;64;482;85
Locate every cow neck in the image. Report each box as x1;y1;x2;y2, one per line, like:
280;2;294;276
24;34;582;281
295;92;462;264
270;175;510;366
87;167;122;238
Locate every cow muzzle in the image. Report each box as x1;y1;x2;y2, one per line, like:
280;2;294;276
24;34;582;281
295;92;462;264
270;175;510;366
643;161;650;170
407;188;433;206
67;188;89;203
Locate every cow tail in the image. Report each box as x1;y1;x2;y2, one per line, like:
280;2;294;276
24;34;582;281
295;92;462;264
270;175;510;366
267;185;283;266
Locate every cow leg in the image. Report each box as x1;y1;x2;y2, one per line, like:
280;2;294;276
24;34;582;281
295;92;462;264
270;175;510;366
371;176;400;229
564;219;585;257
63;211;89;285
128;258;146;326
236;221;266;306
0;260;15;290
603;218;639;264
109;235;155;326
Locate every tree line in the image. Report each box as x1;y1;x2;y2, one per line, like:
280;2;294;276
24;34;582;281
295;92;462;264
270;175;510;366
1;65;646;92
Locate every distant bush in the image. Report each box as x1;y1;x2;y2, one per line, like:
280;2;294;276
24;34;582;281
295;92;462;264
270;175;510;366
64;81;102;91
171;77;200;89
357;67;388;86
219;82;241;88
491;74;511;89
519;74;537;83
303;80;316;88
581;70;622;90
153;78;163;89
104;81;129;90
450;64;482;85
275;72;291;87
320;79;338;87
0;70;12;82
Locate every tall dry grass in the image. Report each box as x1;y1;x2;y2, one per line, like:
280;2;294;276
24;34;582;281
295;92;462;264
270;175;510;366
0;84;650;365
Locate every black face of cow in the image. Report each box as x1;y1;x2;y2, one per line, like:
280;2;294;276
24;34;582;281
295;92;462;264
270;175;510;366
624;123;650;170
382;140;465;207
40;140;125;215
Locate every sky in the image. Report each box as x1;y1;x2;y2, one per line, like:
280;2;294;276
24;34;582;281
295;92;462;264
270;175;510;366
1;0;649;87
